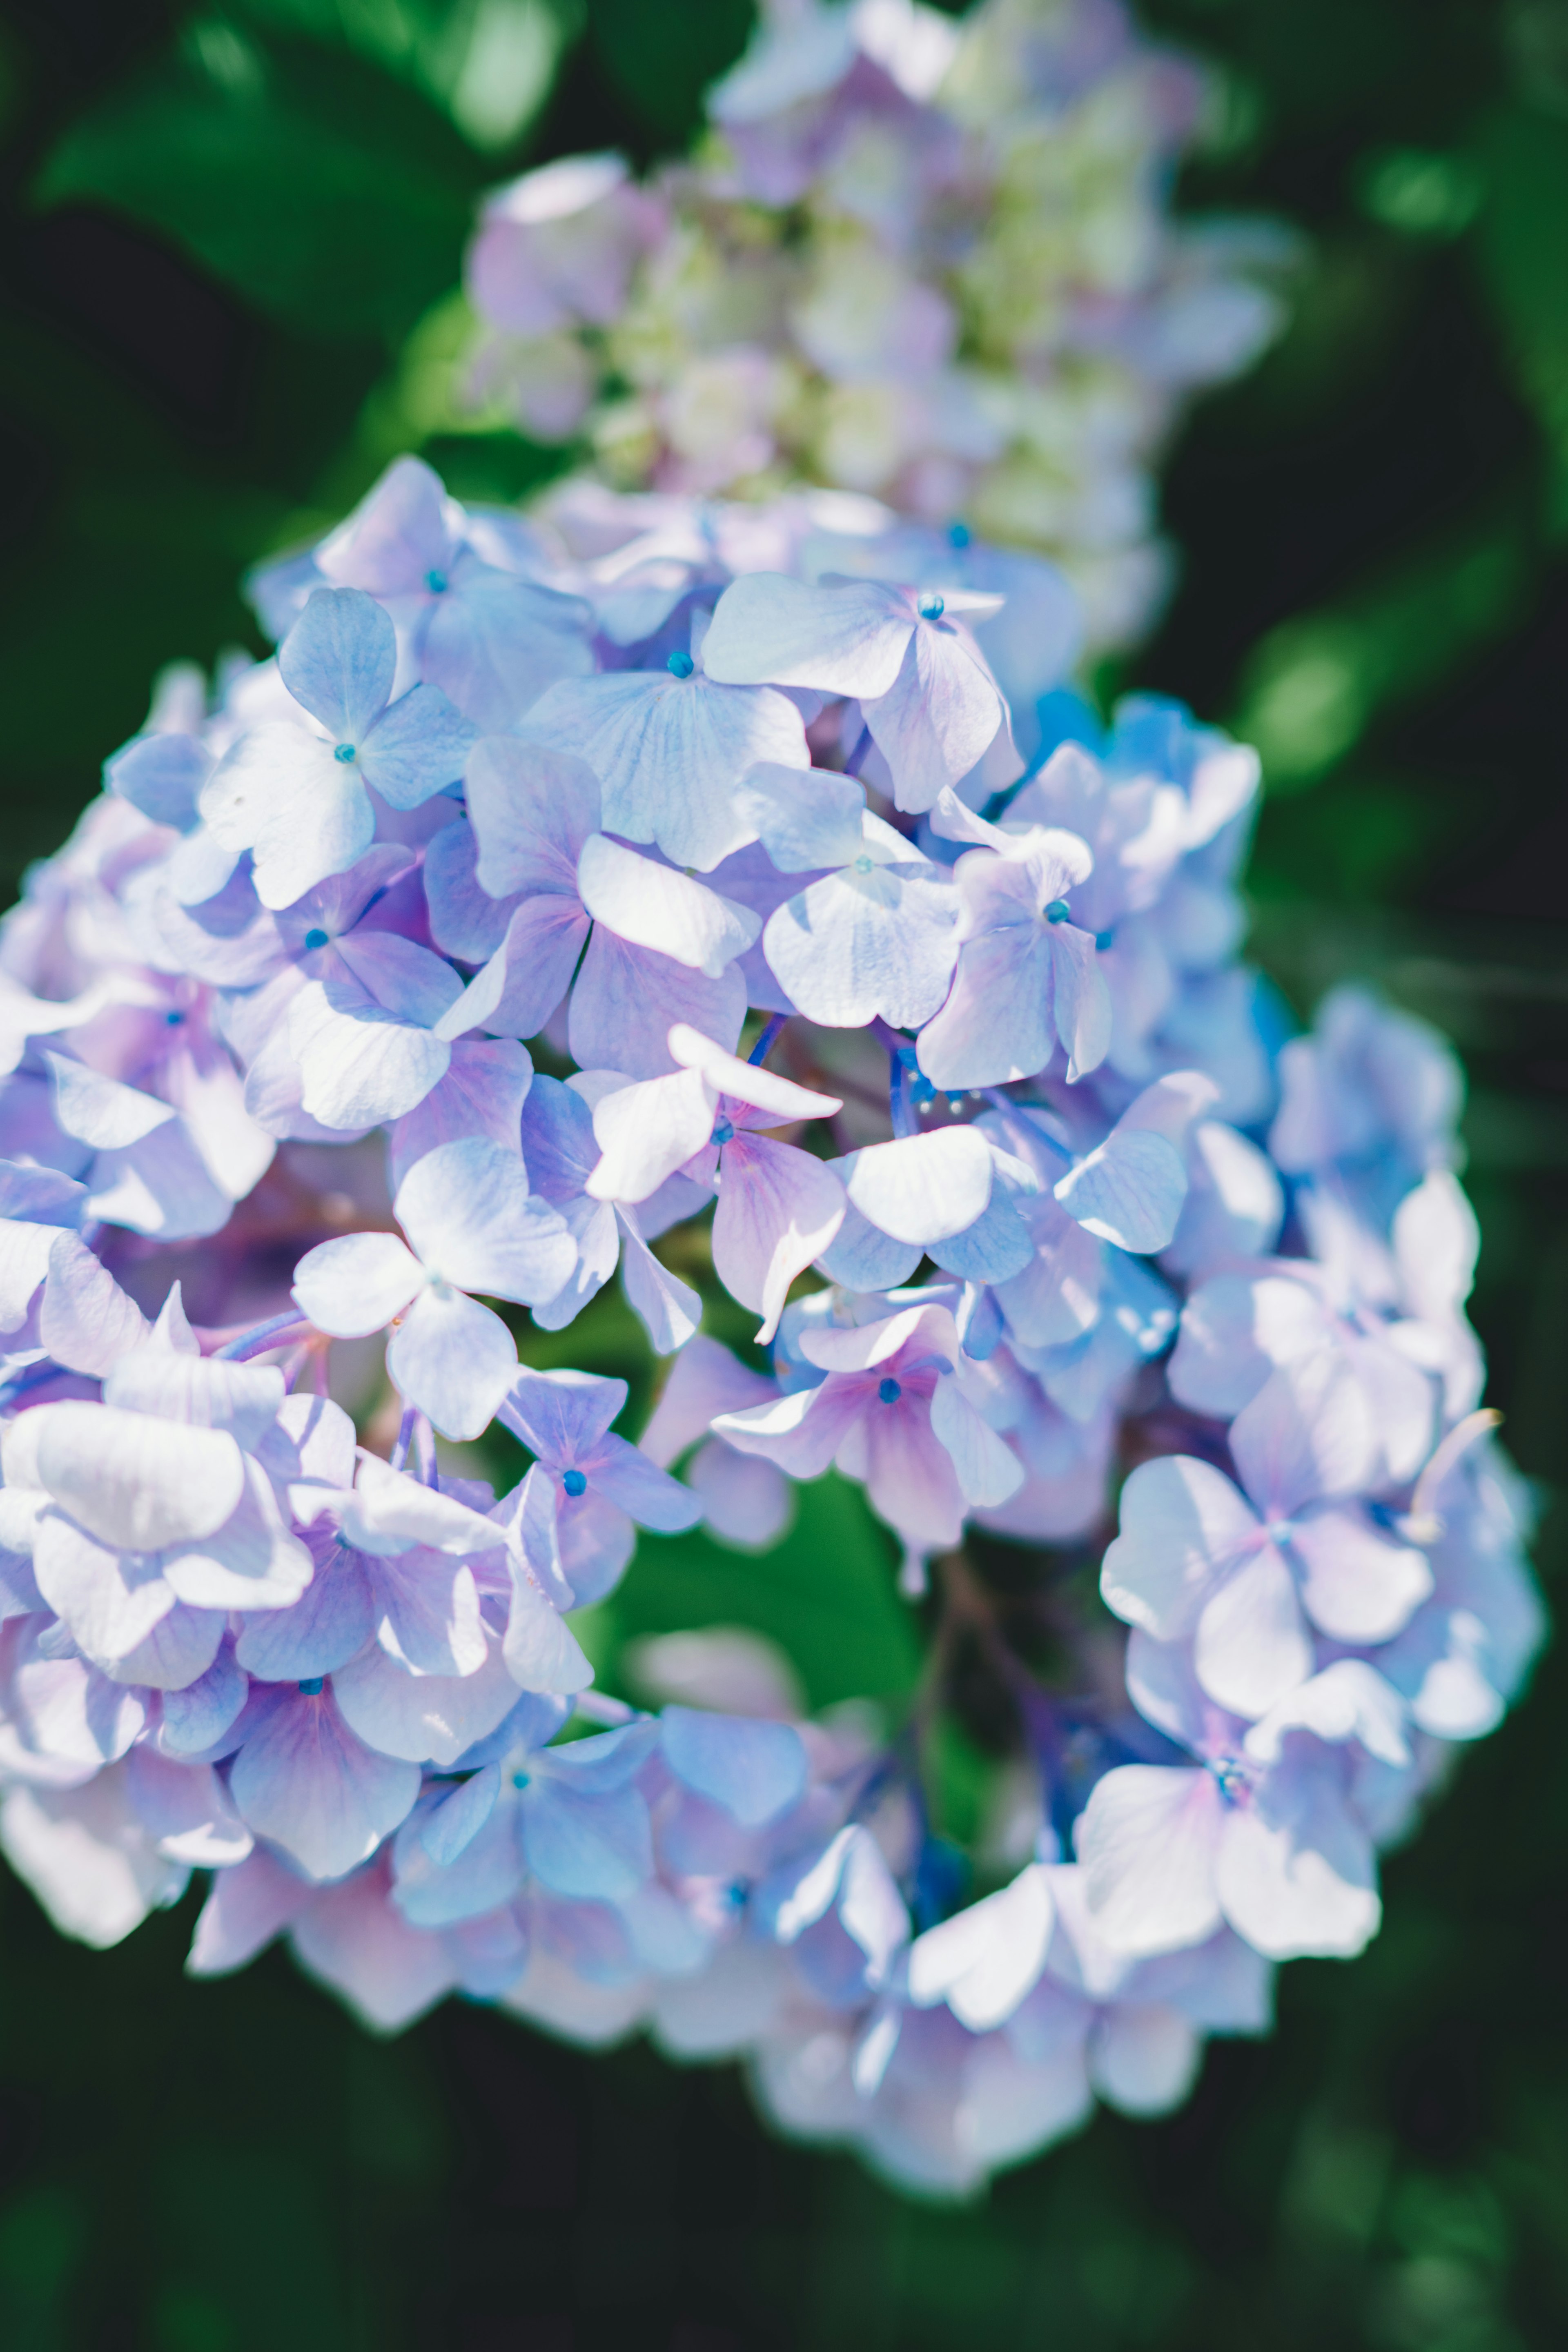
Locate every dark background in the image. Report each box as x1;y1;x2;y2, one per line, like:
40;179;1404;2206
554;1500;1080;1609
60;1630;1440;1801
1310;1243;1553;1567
0;1;1565;2344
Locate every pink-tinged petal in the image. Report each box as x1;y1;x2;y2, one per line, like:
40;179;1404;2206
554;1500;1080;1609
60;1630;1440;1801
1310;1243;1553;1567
577;836;759;976
702;573;912;699
388;1286;517;1442
1228;1356;1378;1520
588;1067;713;1204
1194;1544;1313;1721
31;1401;243;1551
187;1844;314;1974
1214;1770;1381;1960
927;1379;1025;1509
466;735;601;895
1100;1456;1261;1642
570;930;746;1078
123;1746;252;1866
38;1234;150;1374
555;1484;635;1607
639;1335;776;1466
797;1300;956;1375
667;1023;841;1125
0;1221;57;1331
161;1459;313;1613
9;1625;148;1760
713;1382;861;1482
394;1135;574;1305
842;1127;991;1247
858;1393;969;1549
388;1037;533;1193
234;1541;373;1681
370;1551;486;1677
862;624;1007;812
688;1440;794;1550
293;1231;425;1337
1089;2006;1200;2118
295;996;453;1131
104;1602;225;1693
334;1637;520;1765
290;1866;458;2030
505;1570;594;1697
229;1687;421;1880
1288;1506;1433;1645
1244;1660;1411;1771
467;898;589;1044
343;1453;508;1558
711;1134;845;1343
103;1348;282;1449
1077;1765;1224;1958
0;1774;186;1949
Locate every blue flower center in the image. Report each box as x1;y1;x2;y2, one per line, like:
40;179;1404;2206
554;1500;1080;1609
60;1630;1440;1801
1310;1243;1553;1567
303;927;329;951
710;1116;735;1147
878;1376;902;1404
1045;899;1071;924
1094;928;1115;951
561;1468;587;1498
164;1009;183;1027
298;1677;325;1696
333;743;356;764
947;521;971;549
425;568;448;594
853;853;873;875
667;650;696;678
511;1770;530;1790
917;593;945;621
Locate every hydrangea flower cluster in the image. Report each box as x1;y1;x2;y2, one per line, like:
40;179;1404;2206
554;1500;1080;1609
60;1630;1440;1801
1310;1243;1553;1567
0;453;1538;2199
460;0;1291;650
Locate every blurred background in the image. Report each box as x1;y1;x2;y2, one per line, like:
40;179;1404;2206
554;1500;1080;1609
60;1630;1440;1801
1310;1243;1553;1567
0;0;1566;2344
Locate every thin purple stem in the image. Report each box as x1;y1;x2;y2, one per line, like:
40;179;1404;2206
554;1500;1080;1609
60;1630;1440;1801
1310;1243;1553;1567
216;1312;314;1361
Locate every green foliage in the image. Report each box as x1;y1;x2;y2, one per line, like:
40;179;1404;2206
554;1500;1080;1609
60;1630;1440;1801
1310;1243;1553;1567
594;1471;919;1713
36;28;486;344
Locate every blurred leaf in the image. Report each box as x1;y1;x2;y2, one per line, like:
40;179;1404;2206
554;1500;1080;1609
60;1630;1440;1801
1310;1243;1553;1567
35;31;487;342
1233;503;1532;788
601;1472;918;1711
234;0;582;150
586;0;753;144
1472;98;1568;526
1356;147;1487;237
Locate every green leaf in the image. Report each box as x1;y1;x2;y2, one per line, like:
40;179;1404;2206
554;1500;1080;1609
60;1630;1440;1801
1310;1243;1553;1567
35;33;487;343
1471;99;1568;527
599;1472;920;1711
233;0;583;151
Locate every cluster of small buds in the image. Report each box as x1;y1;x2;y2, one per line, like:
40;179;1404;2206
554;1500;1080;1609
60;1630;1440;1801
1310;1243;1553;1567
459;0;1294;650
0;451;1538;2197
